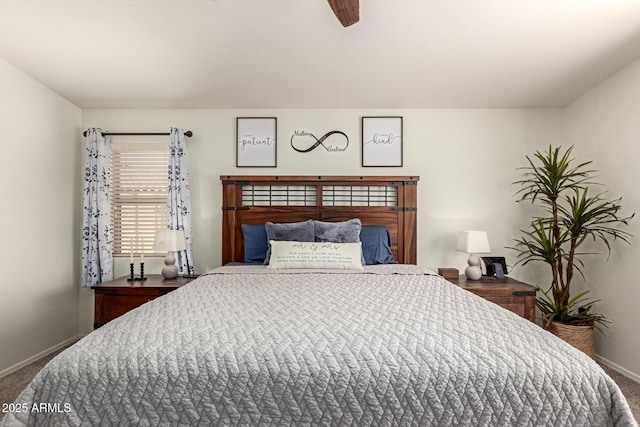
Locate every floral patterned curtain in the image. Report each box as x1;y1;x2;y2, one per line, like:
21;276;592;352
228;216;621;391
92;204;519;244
81;128;113;287
168;127;195;274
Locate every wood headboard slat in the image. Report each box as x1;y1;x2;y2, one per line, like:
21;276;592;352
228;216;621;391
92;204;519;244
220;175;419;265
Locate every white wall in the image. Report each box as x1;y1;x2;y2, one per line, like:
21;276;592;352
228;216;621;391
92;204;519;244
80;108;563;332
0;57;82;375
564;57;640;378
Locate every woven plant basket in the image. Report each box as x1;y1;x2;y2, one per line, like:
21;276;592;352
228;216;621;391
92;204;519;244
547;321;595;359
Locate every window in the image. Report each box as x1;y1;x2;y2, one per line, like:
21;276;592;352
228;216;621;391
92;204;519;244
111;142;168;257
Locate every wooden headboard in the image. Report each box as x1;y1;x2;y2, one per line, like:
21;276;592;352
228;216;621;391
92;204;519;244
220;175;419;265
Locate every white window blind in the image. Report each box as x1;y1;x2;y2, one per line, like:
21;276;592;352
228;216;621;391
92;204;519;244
111;142;168;257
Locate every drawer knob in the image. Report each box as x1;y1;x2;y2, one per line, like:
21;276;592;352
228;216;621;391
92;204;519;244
513;291;537;296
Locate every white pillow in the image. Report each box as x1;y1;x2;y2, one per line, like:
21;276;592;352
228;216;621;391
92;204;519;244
267;240;364;270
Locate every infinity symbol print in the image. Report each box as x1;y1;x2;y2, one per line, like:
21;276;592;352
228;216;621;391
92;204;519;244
290;130;349;153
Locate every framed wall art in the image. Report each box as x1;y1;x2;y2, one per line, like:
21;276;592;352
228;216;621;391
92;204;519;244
236;117;277;167
361;116;403;167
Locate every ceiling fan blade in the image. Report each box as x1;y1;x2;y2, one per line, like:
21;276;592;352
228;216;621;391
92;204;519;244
327;0;359;27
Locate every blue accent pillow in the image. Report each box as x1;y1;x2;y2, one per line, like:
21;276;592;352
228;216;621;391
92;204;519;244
263;220;315;264
360;226;396;265
241;224;269;264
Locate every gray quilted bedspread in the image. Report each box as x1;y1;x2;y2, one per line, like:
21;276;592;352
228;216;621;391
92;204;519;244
2;265;636;426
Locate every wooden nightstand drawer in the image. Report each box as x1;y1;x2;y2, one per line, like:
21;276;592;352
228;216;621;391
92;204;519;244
480;296;525;318
97;294;153;323
449;276;538;322
92;275;195;328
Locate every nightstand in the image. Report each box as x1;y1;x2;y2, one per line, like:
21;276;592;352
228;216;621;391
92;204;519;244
91;275;195;328
449;275;538;322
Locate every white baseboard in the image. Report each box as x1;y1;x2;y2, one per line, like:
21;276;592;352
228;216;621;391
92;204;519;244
0;335;82;379
596;354;640;383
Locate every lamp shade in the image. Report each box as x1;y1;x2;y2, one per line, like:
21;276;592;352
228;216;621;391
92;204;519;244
456;230;491;254
153;229;187;252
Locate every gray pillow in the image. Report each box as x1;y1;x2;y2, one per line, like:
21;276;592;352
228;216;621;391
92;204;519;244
314;218;365;265
314;218;362;243
263;219;315;264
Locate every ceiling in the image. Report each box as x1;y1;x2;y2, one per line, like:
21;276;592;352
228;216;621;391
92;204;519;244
2;0;640;109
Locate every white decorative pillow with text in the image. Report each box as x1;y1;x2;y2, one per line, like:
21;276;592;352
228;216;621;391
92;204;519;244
267;240;364;270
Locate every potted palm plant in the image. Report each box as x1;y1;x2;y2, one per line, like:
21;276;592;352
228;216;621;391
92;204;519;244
511;145;633;358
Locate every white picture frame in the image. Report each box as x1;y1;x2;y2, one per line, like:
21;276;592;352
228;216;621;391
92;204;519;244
236;117;277;167
361;116;403;167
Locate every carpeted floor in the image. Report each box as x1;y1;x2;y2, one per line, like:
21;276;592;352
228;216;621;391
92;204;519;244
1;348;639;423
601;364;640;423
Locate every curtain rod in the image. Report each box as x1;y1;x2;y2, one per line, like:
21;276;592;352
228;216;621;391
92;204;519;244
82;130;193;137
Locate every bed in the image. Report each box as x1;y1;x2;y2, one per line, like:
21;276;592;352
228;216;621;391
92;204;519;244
1;175;636;426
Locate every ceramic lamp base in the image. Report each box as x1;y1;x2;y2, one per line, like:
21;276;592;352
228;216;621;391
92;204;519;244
465;253;483;280
161;252;179;279
465;265;482;280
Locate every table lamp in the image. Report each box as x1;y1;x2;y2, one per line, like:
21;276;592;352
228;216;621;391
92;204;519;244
456;230;491;280
153;229;187;279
